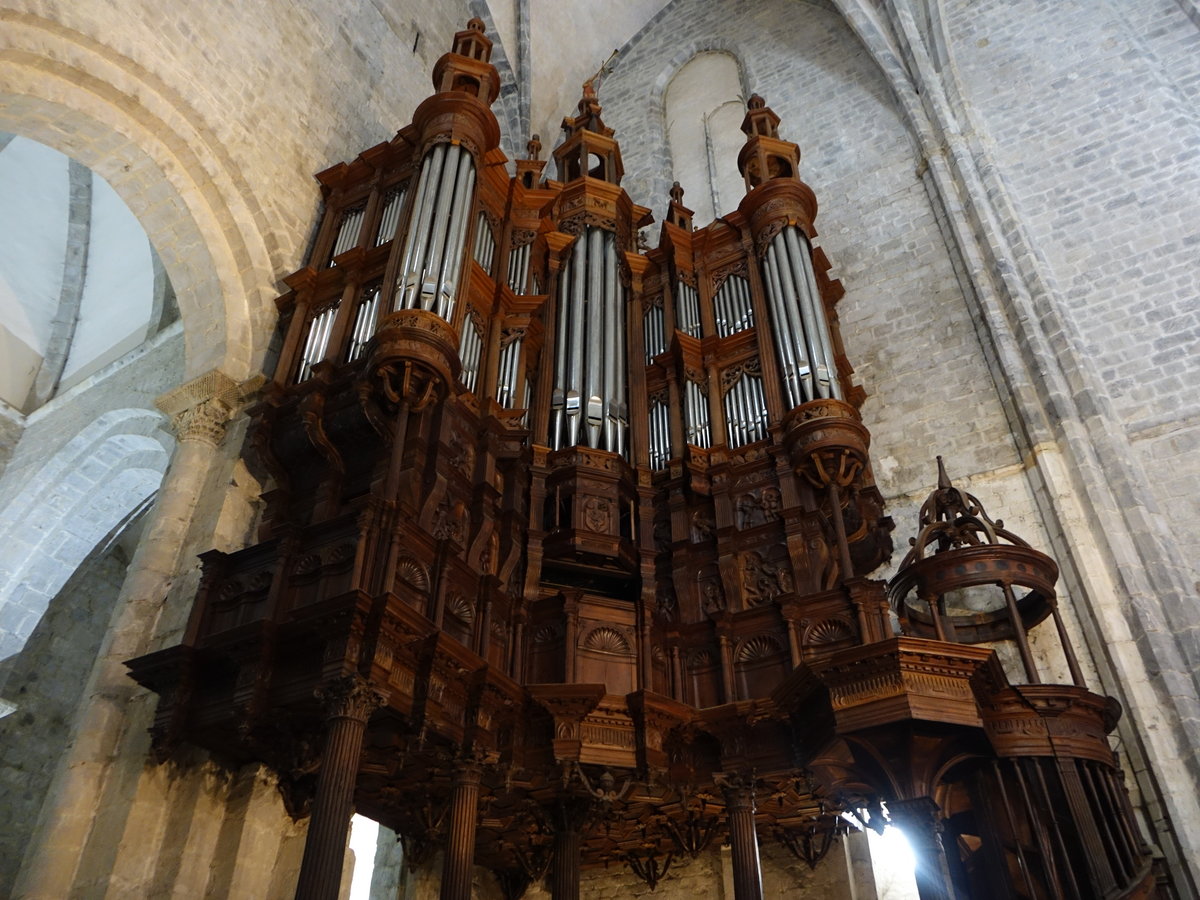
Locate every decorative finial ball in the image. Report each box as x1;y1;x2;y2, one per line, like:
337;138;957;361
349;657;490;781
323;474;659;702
467;17;485;31
748;94;766;110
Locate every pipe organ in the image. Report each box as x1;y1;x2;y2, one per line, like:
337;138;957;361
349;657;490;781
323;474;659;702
129;19;1160;900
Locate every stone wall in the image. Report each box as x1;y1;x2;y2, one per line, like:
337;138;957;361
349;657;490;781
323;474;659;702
397;833;868;899
0;525;135;897
947;0;1200;591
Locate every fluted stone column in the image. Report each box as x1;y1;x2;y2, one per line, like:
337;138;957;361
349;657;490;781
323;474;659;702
890;797;957;900
295;677;388;900
721;776;763;900
440;759;483;900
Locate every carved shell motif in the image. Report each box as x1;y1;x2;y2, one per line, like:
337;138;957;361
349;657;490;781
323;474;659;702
736;634;784;663
805;618;855;646
395;557;430;592
445;592;475;623
580;626;632;656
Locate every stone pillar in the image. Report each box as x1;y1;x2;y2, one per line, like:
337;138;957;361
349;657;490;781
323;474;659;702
13;371;251;898
721;777;763;900
439;759;483;900
295;677;388;900
890;798;957;900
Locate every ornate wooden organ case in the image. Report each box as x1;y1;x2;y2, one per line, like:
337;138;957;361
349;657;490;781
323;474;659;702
129;20;1159;900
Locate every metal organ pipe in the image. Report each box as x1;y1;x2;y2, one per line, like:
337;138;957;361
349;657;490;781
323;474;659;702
395;143;446;310
549;226;627;455
795;231;842;400
347;285;381;362
329;207;364;264
459;317;483;391
644;304;665;362
782;227;829;399
473;212;496;274
552;260;570;447
507;243;530;293
684;380;710;447
648;397;670;470
497;337;522;407
391;143;476;324
748;375;766;441
433;151;476;320
604;233;621;455
586;227;605;446
567;233;586;447
375;187;407;246
676;283;701;336
424;147;464;311
770;232;815;403
764;245;802;408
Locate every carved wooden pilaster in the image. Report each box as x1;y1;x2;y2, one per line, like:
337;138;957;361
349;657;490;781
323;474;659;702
295;677;388;900
550;797;592;900
718;773;763;900
440;758;484;900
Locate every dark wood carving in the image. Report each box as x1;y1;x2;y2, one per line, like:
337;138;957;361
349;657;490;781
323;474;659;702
126;19;1156;900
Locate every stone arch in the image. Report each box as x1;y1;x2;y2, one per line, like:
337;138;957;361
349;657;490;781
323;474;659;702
640;37;760;213
0;408;172;661
663;50;748;224
0;10;281;381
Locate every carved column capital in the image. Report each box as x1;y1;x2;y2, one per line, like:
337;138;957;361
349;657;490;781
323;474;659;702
155;369;264;447
715;771;758;810
315;676;389;723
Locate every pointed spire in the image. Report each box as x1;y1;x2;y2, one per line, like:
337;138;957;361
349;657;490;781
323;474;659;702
554;79;622;184
736;94;800;190
430;19;499;105
936;455;951;489
666;181;693;231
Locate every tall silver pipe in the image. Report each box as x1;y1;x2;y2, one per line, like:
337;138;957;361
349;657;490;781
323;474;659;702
691;381;700;448
764;245;800;407
729;376;739;448
396;143;446;309
567;235;586;447
774;232;812;397
511;339;522;404
796;232;841;400
434;153;475;319
606;234;626;455
736;277;753;331
783;226;828;398
423;145;462;311
443;162;476;315
584;228;605;447
749;376;764;441
772;234;813;401
725;382;737;447
376;188;405;246
602;232;617;451
768;243;796;405
552;257;571;447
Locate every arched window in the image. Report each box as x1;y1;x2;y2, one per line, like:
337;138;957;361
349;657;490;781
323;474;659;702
664;52;745;226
